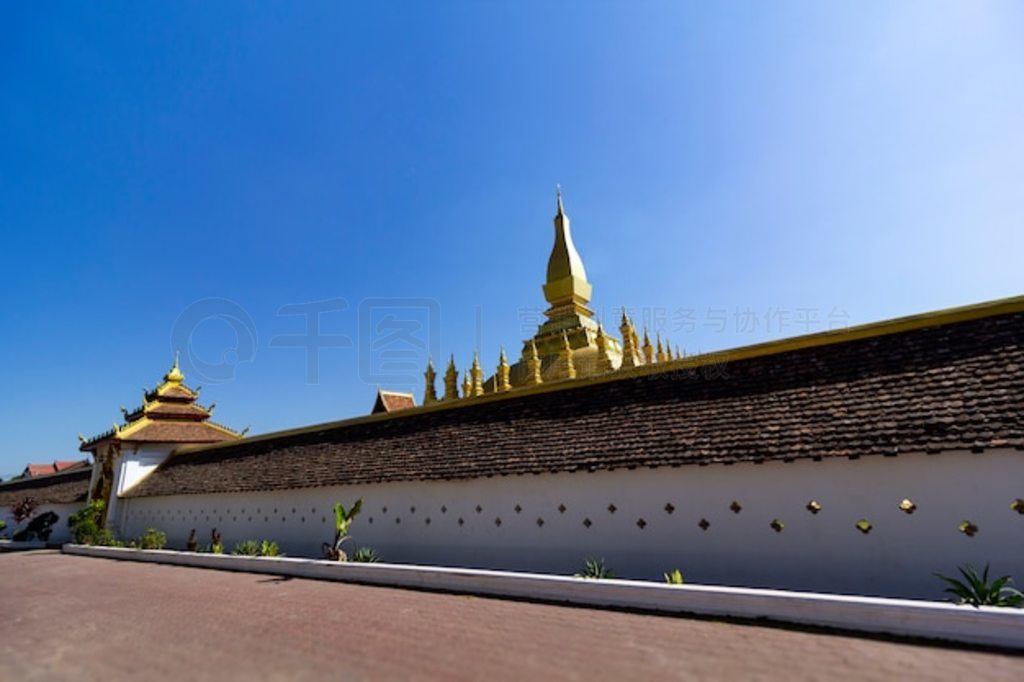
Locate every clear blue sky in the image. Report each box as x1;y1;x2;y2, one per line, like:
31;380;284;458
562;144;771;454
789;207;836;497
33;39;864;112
1;2;1022;477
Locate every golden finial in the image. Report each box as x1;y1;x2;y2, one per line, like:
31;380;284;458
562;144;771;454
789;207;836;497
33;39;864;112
556;184;565;216
164;351;184;383
665;341;674;362
619;308;639;369
525;339;543;386
423;356;438;404
497;347;511;392
595;324;614;374
443;355;459;400
559;331;577;380
642;328;654;365
470;352;484;397
461;370;472;399
656;334;666;363
676;344;683;359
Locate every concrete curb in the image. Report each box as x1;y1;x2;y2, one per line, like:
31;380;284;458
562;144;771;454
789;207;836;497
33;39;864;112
0;539;48;551
63;544;1024;650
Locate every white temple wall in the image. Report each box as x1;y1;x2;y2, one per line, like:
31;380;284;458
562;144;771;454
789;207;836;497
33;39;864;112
108;444;175;535
119;449;1024;599
0;503;83;544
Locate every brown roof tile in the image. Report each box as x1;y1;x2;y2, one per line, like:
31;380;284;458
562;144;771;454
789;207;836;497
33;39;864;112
0;466;92;506
127;310;1024;499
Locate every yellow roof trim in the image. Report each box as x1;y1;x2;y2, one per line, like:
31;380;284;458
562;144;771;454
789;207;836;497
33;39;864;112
173;294;1024;456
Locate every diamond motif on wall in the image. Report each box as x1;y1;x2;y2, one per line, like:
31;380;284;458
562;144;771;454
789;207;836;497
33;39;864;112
536;517;544;527
664;503;675;514
382;506;388;514
698;518;710;531
441;505;447;514
806;500;822;514
458;517;464;526
558;504;567;514
607;504;617;514
1012;498;1024;514
514;504;522;514
636;518;647;529
368;517;374;524
730;501;742;514
770;519;784;533
476;505;482;513
395;517;401;524
898;499;917;514
583;518;592;528
425;517;431;525
855;519;872;534
494;517;502;527
958;520;978;537
410;506;416;514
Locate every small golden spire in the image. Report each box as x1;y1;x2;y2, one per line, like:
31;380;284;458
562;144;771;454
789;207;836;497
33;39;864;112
656;334;666;363
423;356;438;404
665;341;674;362
559;331;577;380
164;351;184;383
470;352;484;397
497;347;511;392
619;309;639;369
642;328;654;365
462;370;472;399
676;344;683;359
595;324;614;374
443;355;460;400
525;339;543;386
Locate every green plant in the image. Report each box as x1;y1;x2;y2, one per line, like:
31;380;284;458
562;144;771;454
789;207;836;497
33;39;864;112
935;564;1023;608
259;540;281;557
138;528;167;550
94;529;119;547
323;498;363;561
68;500;106;545
576;557;614;580
351;546;380;563
233;540;260;556
664;569;685;585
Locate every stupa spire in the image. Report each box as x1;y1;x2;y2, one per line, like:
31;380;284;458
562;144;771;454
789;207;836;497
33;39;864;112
559;331;577;380
595;325;614;374
496;347;511;392
470;352;484;397
423;357;438;404
543;186;593;313
619;309;639;369
443;355;459;401
525;339;543;386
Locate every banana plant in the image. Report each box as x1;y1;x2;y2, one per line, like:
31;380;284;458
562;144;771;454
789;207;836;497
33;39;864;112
323;498;363;561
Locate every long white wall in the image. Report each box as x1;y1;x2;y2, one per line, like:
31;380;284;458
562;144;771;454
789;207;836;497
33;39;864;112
119;449;1024;599
0;503;83;544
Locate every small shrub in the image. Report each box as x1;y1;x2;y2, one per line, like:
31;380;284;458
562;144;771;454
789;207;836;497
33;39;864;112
68;500;106;545
138;528;167;550
576;557;614;580
94;529;119;547
351;546;380;563
259;540;281;557
210;543;224;554
233;540;260;556
324;498;363;561
935;564;1023;608
664;569;685;585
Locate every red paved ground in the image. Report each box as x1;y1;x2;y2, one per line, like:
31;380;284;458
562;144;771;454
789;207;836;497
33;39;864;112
0;551;1019;681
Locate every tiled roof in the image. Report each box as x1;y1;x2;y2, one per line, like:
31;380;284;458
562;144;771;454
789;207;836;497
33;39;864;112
117;421;239;445
126;308;1024;499
21;460;90;478
0;466;92;506
372;391;416;414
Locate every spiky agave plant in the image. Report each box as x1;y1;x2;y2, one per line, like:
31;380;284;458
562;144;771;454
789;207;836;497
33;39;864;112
935;564;1024;608
664;569;685;585
322;498;363;561
576;557;615;580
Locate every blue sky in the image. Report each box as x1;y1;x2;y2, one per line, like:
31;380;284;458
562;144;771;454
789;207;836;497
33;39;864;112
1;2;1021;476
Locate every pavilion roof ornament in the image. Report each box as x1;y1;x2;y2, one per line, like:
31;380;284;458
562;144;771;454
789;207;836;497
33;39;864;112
164;351;185;384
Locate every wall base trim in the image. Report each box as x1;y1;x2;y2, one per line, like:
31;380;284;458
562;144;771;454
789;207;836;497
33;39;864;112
62;544;1024;650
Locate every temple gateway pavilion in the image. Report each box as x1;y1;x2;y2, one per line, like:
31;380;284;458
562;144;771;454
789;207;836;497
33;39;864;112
1;191;1022;600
